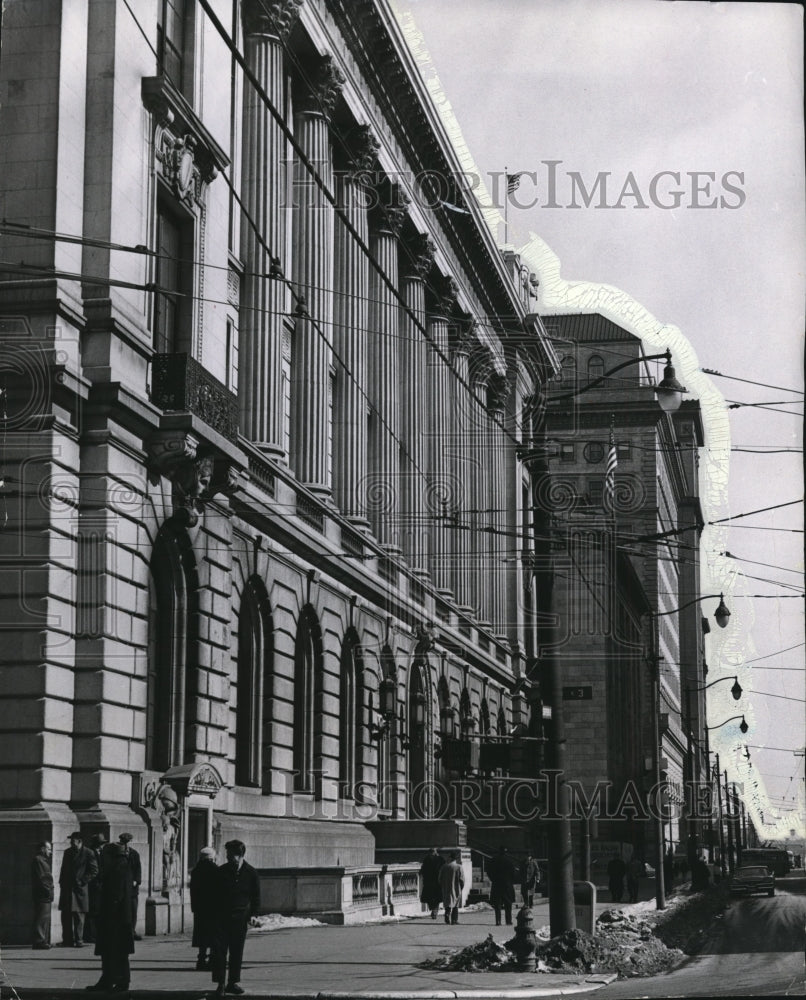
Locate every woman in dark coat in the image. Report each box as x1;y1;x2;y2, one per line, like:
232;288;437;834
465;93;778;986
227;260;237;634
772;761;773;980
419;848;445;919
88;843;134;992
190;847;219;969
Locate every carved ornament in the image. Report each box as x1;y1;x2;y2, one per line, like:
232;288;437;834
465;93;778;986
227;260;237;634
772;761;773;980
242;0;303;40
297;55;345;119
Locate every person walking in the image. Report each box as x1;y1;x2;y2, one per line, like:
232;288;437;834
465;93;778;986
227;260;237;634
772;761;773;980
190;847;219;970
31;841;54;949
626;856;643;903
419;847;444;920
606;852;626;904
487;845;517;926
118;833;142;940
520;853;541;907
691;855;711;892
87;842;134;992
438;850;464;926
211;839;261;996
58;832;98;947
84;834;108;944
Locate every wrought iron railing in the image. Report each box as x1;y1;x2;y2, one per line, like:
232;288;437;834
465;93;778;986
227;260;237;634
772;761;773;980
151;353;239;442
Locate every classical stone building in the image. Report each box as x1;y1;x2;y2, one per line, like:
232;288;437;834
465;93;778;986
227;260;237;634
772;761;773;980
540;313;706;872
0;0;558;939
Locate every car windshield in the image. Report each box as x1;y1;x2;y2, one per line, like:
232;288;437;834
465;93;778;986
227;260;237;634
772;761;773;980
736;867;770;877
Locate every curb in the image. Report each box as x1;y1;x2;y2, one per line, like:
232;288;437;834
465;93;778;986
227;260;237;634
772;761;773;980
0;979;618;1000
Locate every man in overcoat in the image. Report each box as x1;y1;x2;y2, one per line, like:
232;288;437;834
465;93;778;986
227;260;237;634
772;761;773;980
520;853;541;907
87;842;134;991
419;847;445;919
190;846;219;970
58;832;98;947
438;850;464;925
486;845;518;925
211;839;261;996
118;833;142;939
31;841;54;949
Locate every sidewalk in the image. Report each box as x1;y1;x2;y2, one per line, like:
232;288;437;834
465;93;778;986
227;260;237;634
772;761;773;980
0;901;621;999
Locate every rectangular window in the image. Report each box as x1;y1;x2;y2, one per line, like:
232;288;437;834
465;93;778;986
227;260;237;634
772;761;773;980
154;202;192;353
158;0;188;92
589;478;604;506
226;317;239;392
617;441;632;461
560;443;575;463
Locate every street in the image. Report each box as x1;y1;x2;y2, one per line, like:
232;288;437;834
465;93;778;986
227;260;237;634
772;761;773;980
598;887;806;999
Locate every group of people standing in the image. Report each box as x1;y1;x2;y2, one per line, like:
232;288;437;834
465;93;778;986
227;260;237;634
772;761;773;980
606;853;645;904
31;834;261;997
420;846;545;927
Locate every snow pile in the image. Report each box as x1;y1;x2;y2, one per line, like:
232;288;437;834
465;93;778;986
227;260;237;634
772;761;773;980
420;934;517;972
250;914;325;931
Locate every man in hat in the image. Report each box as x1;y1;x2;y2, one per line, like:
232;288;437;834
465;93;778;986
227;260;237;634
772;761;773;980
118;833;142;940
211;840;260;996
84;833;109;944
58;832;98;947
87;842;134;992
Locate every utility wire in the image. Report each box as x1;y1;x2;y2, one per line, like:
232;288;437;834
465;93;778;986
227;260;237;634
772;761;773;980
701;368;804;396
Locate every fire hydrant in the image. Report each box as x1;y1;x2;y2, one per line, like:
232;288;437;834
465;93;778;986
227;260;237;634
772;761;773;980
510;905;537;971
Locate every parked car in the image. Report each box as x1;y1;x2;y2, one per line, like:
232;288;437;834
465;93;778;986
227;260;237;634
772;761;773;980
730;865;776;897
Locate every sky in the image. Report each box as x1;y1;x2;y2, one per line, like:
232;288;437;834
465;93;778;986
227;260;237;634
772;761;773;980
394;0;805;839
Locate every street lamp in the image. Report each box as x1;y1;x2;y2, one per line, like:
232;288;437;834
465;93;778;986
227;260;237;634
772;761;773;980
370;676;398;741
707;714;750;735
549;348;688;414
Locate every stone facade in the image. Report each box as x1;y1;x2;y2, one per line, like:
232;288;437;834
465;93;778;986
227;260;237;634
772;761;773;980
0;0;558;941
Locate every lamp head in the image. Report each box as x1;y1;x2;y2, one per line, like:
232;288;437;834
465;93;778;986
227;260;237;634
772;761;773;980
379;676;397;719
714;595;731;629
730;678;742;701
740;715;749;734
654;350;687;413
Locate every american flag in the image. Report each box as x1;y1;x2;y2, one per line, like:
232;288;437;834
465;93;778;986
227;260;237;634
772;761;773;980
507;172;524;193
605;426;617;511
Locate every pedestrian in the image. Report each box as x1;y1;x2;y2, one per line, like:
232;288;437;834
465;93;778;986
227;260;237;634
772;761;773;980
438;850;464;926
118;833;142;940
419;847;445;920
520;853;541;907
31;841;54;949
626;856;643;903
84;834;108;944
691;855;711;892
86;842;134;992
211;839;261;996
190;847;219;970
606;852;626;903
58;832;98;947
486;845;517;926
663;847;674;892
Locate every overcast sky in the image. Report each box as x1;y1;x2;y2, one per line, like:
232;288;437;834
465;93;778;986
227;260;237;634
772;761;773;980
396;0;805;837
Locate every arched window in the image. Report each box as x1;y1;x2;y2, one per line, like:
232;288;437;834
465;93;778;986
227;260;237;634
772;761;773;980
587;354;605;380
339;630;364;795
147;527;197;772
293;606;322;792
561;354;576;386
235;577;272;788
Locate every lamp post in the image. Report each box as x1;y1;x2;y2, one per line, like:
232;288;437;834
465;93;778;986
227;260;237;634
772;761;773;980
683;675;743;866
646;593;731;909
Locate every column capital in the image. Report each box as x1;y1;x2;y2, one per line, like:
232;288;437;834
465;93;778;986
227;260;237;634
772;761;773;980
296;54;345;119
344;124;380;178
369;180;409;237
242;0;302;40
451;319;478;358
487;370;510;413
427;274;458;319
403;232;436;280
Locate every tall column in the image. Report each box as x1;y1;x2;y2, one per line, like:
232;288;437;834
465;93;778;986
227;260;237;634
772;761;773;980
367;182;407;547
426;276;458;596
239;0;302;455
332;126;377;522
291;55;343;495
467;347;491;618
450;321;476;609
400;234;435;572
487;371;509;636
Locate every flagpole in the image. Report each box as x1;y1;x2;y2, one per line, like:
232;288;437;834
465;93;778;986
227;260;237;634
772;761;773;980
504;165;509;245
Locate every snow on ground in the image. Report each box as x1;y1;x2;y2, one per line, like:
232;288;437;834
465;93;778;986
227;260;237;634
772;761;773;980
250;914;326;931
